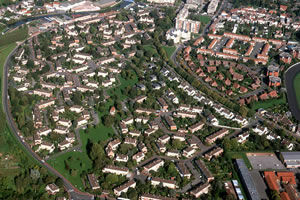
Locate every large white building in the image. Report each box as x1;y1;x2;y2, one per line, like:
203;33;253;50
207;0;219;14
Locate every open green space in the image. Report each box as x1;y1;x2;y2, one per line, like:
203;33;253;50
143;45;159;57
107;74;138;101
48;116;114;190
189;15;211;24
293;73;300;109
0;26;28;47
250;94;287;111
162;46;176;59
225;152;252;169
0;24;6;33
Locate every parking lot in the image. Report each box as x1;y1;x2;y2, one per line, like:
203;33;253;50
250;42;264;58
213;37;229;52
247;152;285;170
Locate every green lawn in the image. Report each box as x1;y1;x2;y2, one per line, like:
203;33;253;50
107;74;138;101
143;45;159;57
225;152;252;169
198;15;211;24
0;26;28;47
162;46;176;59
293;73;300;109
0;24;6;34
0;43;16;76
250;94;287;111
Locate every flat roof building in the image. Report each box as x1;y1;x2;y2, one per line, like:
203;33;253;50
281;152;300;168
235;159;260;200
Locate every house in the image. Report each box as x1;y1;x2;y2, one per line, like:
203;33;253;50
37;99;55;109
157;98;168;111
108;139;121;150
33;89;52;98
114;180;136;196
120;122;128;134
129;130;141;137
143;159;164;173
37;127;51;136
269;76;281;87
70;105;84;113
135;95;147;103
158;135;170;144
144;128;156;137
187;138;198;149
156;142;166;153
58;140;72;151
38;142;55;153
190;183;211;198
195;159;214;182
204;147;224;161
280;52;292;64
140;194;177;200
183;147;196;158
115;154;129;162
53;126;69;134
176;162;191;179
172;133;185;142
122;117;134;125
87;174;100;190
132;152;145;163
253;126;269;135
45;183;60;195
164;116;177;131
166;150;180;158
151;177;177;189
102;165;129;176
124;137;137;146
138;143;147;154
174;111;197;119
237;132;250;143
205;129;229;144
57;119;72;128
189;122;204;133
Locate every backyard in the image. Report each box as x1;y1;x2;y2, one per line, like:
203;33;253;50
250;94;287;111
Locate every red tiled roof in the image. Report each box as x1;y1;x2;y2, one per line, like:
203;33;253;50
264;171;279;191
280;192;291;200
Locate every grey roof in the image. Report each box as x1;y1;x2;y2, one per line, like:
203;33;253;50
281;151;300;161
235;159;260;200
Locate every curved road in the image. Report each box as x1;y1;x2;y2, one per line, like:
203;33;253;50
2;41;94;200
285;62;300;121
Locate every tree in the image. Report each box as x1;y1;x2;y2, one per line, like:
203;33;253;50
102;114;114;127
270;190;281;200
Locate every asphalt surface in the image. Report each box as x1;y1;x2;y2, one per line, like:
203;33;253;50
285;62;300;121
2;39;94;200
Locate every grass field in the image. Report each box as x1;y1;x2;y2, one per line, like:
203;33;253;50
198;15;211;24
250;94;287;111
225;152;252;169
162;46;176;59
107;74;138;101
0;26;28;47
293;73;300;109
